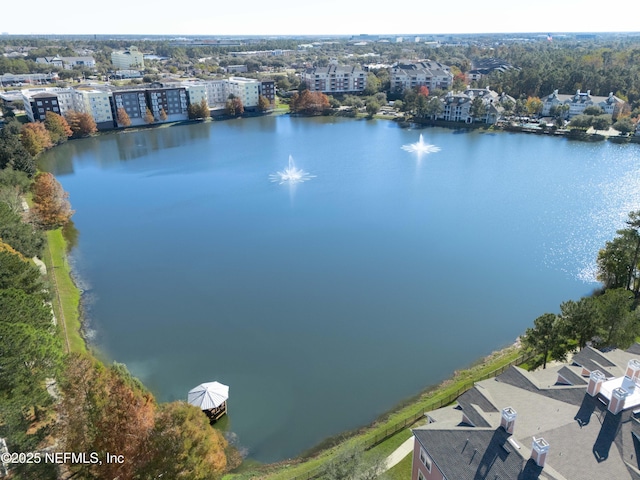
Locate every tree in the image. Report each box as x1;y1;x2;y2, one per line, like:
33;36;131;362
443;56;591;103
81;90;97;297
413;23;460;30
470;96;487;120
159;108;168;122
363;73;381;95
597;211;640;293
523;313;568;369
198;98;210;119
0;167;31;214
595;288;638;348
0;288;52;330
43;111;73;145
592;114;612;131
144;107;155;124
559;297;598;350
0;245;44;295
141;402;230;479
0;120;35;176
289;90;330;115
584;105;604;116
366;100;380;117
425;97;444;119
613;116;635;134
415;94;429;118
258;95;272;112
569;114;593;129
417;85;430;97
225;95;244;117
65;110;97;137
31;172;74;229
525;96;543;115
0;202;45;258
20;122;53;157
117;107;131;127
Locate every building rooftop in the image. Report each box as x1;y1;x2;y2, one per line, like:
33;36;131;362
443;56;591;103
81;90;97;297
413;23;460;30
413;344;640;480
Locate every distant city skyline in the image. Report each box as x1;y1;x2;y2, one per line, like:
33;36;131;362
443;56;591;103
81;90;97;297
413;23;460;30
2;0;638;37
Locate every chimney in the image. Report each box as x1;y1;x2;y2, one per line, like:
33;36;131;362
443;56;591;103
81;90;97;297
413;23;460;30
608;387;629;415
587;370;606;396
531;437;549;467
625;359;640;381
500;407;517;434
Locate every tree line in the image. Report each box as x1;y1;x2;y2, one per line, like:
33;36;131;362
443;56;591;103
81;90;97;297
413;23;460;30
523;210;640;368
0;141;239;478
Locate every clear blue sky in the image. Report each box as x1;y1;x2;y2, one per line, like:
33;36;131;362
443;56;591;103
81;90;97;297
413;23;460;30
2;0;638;36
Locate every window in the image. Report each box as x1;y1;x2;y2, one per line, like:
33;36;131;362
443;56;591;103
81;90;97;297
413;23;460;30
420;448;432;473
418;470;425;480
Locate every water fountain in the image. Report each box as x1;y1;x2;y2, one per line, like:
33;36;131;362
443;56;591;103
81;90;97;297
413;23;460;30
401;134;441;155
270;155;315;184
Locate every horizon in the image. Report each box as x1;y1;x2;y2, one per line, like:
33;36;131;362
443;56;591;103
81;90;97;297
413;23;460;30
2;0;639;38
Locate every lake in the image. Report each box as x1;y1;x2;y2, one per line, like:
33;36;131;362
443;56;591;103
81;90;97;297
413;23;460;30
39;116;640;462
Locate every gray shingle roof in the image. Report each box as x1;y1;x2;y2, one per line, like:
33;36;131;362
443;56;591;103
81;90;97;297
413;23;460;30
457;387;498;428
414;428;543;480
556;366;587;385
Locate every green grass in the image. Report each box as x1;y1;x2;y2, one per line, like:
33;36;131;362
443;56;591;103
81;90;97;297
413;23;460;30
43;228;86;354
386;452;412;480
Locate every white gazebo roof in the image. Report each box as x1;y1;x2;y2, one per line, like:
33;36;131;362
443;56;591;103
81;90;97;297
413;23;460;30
187;381;229;410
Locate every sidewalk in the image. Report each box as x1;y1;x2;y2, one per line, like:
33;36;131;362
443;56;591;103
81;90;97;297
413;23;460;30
384;436;414;471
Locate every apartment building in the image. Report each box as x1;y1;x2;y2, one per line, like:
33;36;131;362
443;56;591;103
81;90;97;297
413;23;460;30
112;89;148;126
73;89;114;128
227;77;260;108
36;56;96;70
390;61;453;93
541;89;625;118
111;46;145;70
203;80;228;108
146;87;188;121
22;87;75;122
259;80;276;104
302;65;367;94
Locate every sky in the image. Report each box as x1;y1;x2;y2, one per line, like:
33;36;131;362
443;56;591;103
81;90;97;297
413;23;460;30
2;0;639;36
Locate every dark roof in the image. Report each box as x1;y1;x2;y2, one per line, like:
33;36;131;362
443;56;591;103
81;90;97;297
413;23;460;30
414;428;542;480
457;387;498;428
496;366;586;406
626;343;640;355
556;366;587;385
572;347;616;375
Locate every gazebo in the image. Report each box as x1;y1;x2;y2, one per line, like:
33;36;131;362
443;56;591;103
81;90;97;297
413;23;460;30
187;381;229;422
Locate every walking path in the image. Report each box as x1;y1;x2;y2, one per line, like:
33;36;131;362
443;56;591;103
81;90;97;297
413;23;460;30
384;436;414;471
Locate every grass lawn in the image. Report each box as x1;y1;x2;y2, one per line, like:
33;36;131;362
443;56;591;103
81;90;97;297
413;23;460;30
43;228;86;354
386;452;412;480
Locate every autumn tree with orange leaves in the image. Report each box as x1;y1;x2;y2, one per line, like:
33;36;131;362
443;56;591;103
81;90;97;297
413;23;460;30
20;122;53;157
65;110;97;137
31;172;74;228
44;111;73;144
290;90;330;115
60;354;232;480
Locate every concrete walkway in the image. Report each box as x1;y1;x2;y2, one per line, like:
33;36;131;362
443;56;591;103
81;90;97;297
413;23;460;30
384;436;414;471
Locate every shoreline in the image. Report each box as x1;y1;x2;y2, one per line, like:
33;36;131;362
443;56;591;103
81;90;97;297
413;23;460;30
39;112;593;478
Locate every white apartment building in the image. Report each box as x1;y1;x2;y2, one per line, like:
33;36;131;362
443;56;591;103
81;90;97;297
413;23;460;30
227;77;259;108
111;46;145;70
184;83;208;107
204;80;228;108
73;89;113;127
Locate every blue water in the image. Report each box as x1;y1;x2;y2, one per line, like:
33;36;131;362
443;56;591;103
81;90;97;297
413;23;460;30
39;116;640;462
